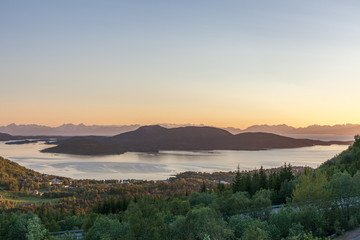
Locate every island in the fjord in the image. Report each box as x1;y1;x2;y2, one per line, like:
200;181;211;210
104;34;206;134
41;125;352;155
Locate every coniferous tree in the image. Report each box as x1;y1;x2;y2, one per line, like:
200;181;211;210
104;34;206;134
252;170;260;195
259;166;267;190
232;165;242;193
200;182;207;193
244;173;252;195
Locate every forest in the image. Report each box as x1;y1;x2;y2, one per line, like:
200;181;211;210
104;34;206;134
0;136;360;239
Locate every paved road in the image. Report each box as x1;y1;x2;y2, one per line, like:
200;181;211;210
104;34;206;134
334;228;360;240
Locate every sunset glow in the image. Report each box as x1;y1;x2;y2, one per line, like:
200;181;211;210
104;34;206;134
1;1;360;128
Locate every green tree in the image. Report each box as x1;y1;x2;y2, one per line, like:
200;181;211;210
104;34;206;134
330;171;353;200
259;166;267;190
330;171;354;225
200;182;207;193
189;192;215;207
251;189;272;220
292;171;331;206
169;198;191;216
269;207;292;238
232;165;242;193
85;216;130;240
352;170;360;195
171;207;233;240
26;216;47;240
291;207;327;237
60;231;77;240
229;215;270;239
288;223;305;238
5;213;47;240
212;191;250;218
287;232;322;240
124;199;170;239
251;170;260;195
277;179;296;204
242;226;269;240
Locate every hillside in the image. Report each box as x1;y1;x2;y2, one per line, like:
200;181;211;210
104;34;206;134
0;132;20;141
319;135;360;175
0;156;42;191
42;125;351;155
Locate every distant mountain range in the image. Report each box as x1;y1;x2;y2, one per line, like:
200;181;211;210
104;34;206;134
224;124;360;136
41;125;351;155
0;123;141;136
0;123;359;140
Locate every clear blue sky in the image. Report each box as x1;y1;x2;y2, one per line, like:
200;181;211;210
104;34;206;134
1;1;360;127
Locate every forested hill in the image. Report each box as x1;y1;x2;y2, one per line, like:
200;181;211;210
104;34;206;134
0;156;41;191
319;135;360;175
0;132;68;142
42;125;351;155
0;157;40;179
0;157;69;192
0;133;19;141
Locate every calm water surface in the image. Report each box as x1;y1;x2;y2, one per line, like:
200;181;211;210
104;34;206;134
0;142;348;180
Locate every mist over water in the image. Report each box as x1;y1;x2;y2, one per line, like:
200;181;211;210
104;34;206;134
0;142;348;180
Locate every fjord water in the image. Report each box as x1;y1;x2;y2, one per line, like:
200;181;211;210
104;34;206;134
0;142;348;180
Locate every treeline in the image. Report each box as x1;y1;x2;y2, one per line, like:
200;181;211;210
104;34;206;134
232;164;297;204
4;183;359;240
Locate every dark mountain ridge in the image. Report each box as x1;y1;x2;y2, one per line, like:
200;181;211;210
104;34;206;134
0;133;18;141
2;123;360;139
0;132;69;143
42;125;352;155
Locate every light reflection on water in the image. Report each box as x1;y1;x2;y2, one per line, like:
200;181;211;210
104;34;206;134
0;142;349;180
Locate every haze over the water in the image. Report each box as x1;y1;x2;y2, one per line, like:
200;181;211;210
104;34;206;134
1;1;360;128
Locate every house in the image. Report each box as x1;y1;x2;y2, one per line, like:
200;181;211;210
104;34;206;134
212;180;230;184
32;190;43;196
121;180;133;185
219;180;229;184
51;178;63;185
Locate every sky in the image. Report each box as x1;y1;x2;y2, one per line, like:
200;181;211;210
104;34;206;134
1;1;360;128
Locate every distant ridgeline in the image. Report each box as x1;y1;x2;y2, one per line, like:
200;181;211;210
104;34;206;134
0;133;19;141
41;125;352;155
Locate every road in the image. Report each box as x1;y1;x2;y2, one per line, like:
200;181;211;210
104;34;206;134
334;228;360;240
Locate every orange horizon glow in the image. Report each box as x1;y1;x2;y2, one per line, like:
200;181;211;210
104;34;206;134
2;1;360;129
